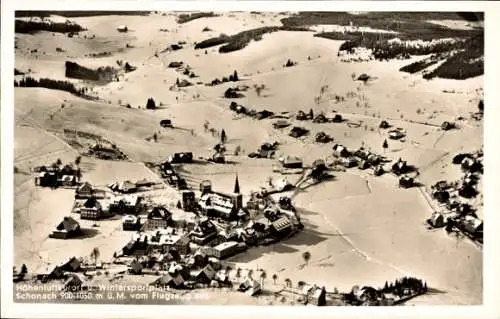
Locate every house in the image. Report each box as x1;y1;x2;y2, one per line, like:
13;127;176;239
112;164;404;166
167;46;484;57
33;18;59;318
36;265;64;283
354;148;371;160
388;129;405;140
129;259;143;274
453;153;473;165
38;171;58;188
150;274;185;289
379;120;390;129
80;197;104;220
75;182;94;199
181;190;196;212
280;156;303;169
143;206;172;230
372;165;384;176
458;184;478;198
190;218;217;245
289;126;309;138
108;180;137;194
367;154;381;166
208;241;245;259
148;231;191;255
302;285;327;306
199;180;212;194
192;250;209;268
60;256;82;272
198;187;242;220
331;114;343;123
64;274;86;292
358;286;379;302
427;212;445;228
60;175;77;187
391;158;410;175
399;176;415;188
135;179;154;188
271;216;293;237
169;152;194;164
358;160;370;170
296;110;308;121
342;156;358;168
214;270;230;284
333;144;350;158
109;194;142;215
193;265;216;284
313;113;328;123
168;261;185;275
160;119;173;128
462;215;483;235
238;278;261;296
117;25;128;32
272;120;291;129
49;216;82;239
122;215;140;231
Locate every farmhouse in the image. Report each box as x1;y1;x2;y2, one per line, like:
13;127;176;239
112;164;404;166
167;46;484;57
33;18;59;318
392;158;410;175
143;206;173;230
280;156;303;169
427;212;445;228
342;156;359;168
108;180;137;194
117;25;128;32
192;265;216;284
333;144;350;158
238;278;261;296
270;216;293;238
109;194;142;215
49;216;82;239
147;231;191;255
59;175;77;187
150;274;185;289
207;241;246;259
190;218;217;245
80;197;110;220
302;285;327;306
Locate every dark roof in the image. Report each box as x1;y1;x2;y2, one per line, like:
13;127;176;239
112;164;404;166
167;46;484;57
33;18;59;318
83;197;99;208
148;206;171;220
56;216;80;232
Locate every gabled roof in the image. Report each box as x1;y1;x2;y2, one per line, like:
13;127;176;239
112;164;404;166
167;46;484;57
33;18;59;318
197;264;216;280
76;182;94;193
56;216;80;232
151;274;173;286
83;197;101;209
148;206;171;220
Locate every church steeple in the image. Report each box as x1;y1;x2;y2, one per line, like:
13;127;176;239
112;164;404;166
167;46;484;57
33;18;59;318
233;173;240;194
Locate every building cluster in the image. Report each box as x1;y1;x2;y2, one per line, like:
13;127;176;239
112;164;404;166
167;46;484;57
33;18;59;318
343;276;427;306
34;161;81;188
112;175;303;285
34;157;304;296
332;143;417;186
426;149;483;244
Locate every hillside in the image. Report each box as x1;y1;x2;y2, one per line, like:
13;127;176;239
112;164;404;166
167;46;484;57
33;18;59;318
13;11;483;305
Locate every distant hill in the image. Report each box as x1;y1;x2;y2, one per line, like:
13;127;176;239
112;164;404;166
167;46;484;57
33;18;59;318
15;11;151;18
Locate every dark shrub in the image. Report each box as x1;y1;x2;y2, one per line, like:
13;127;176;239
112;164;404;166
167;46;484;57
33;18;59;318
177;12;218;24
